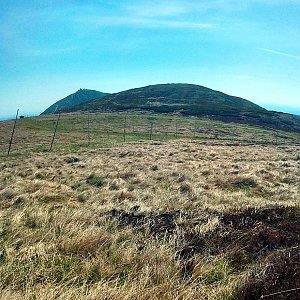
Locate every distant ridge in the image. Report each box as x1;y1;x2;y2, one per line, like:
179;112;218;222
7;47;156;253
55;83;300;133
73;83;265;114
41;89;109;115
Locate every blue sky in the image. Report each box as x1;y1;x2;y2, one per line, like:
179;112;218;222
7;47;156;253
0;0;300;119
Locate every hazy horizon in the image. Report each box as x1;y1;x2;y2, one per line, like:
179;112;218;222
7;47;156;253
1;1;299;119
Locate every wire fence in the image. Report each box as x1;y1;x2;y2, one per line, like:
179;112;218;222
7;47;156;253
1;111;299;158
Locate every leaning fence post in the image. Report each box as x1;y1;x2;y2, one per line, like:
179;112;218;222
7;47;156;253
123;114;127;142
49;113;61;151
7;109;19;156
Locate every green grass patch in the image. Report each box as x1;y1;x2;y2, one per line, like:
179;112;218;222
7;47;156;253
86;174;106;187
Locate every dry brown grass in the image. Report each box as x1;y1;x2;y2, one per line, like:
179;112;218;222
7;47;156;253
0;135;299;299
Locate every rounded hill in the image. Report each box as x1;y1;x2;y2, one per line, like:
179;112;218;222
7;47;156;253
61;83;300;133
75;83;265;116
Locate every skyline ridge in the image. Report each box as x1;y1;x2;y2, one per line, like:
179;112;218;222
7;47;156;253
1;82;300;121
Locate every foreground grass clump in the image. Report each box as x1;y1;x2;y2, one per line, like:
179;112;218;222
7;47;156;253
86;174;106;187
0;138;299;299
235;247;300;300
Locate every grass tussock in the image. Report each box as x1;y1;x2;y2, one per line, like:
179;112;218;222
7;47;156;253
235;247;300;300
86;174;106;187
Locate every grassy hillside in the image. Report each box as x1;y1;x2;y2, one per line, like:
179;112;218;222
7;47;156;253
0;113;299;299
66;84;300;134
1;111;299;158
41;89;109;115
72;83;265;115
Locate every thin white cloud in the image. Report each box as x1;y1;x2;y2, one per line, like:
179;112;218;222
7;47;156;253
123;0;300;18
121;1;238;18
122;0;248;17
0;23;78;57
124;0;190;17
261;48;300;61
76;16;215;30
24;46;78;57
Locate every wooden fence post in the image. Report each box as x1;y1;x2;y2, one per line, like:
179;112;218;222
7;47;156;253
123;114;127;142
7;109;19;156
165;126;168;140
49;113;61;151
149;122;153;140
87;113;91;145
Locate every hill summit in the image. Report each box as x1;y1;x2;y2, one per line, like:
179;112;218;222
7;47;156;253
45;83;300;133
41;88;109;115
74;83;265;115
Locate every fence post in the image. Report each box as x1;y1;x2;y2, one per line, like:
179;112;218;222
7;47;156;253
175;119;178;139
7;109;19;156
165;126;168;140
123;114;127;142
87;113;91;145
49;113;61;151
275;129;279;145
149;121;153;140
